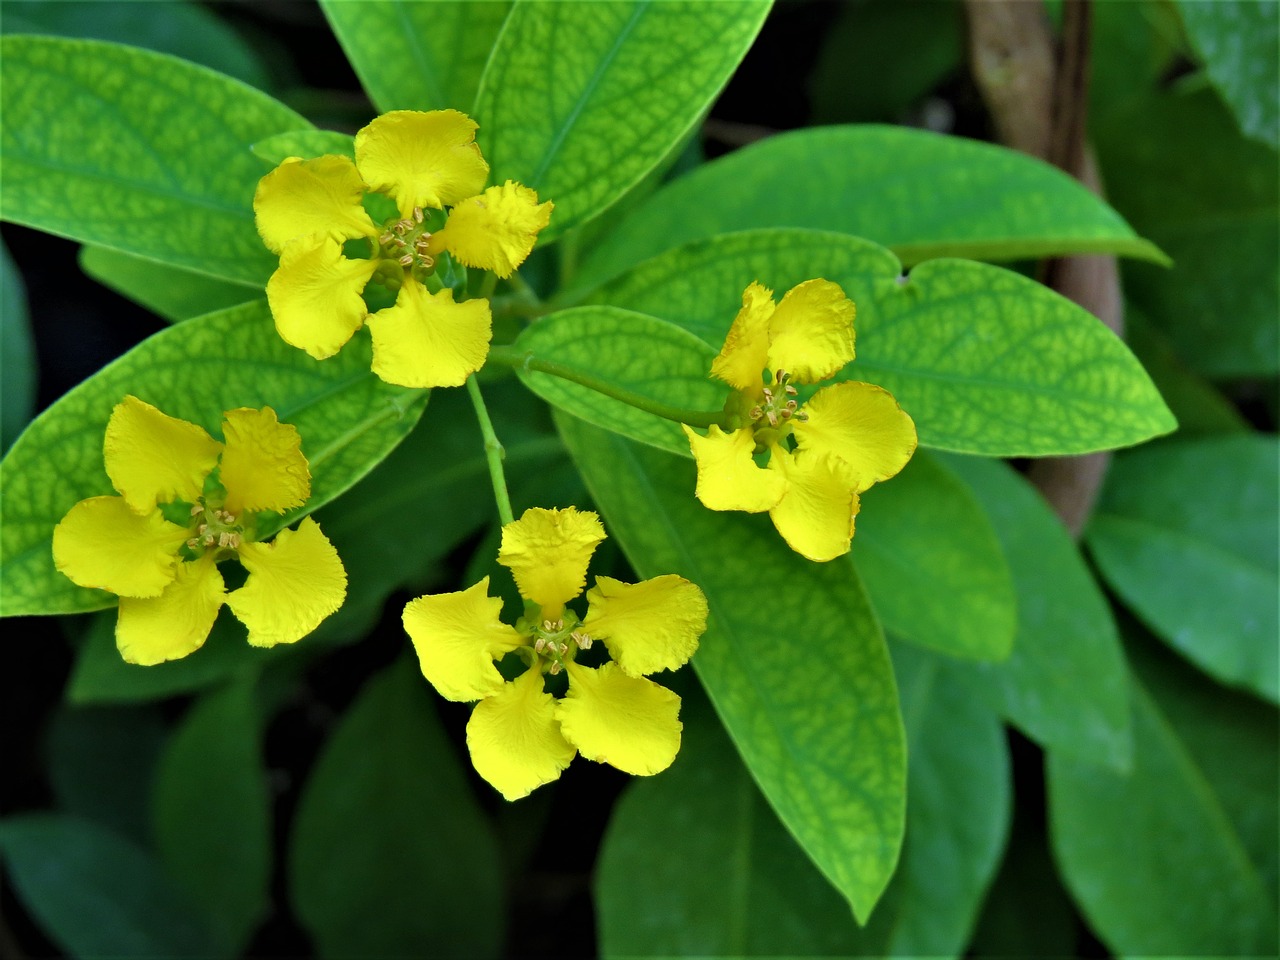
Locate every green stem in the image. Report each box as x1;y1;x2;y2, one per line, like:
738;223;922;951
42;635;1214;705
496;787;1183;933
476;270;499;301
465;375;515;527
486;345;725;429
505;270;541;305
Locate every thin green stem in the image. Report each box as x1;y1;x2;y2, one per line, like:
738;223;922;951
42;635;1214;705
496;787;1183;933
486;345;725;429
505;270;541;304
476;270;499;301
465;375;515;527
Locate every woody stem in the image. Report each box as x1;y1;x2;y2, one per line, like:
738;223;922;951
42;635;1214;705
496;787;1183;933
465;375;515;527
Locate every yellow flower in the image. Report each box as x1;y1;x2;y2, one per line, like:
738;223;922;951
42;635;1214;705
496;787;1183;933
253;109;553;388
52;396;347;665
403;507;708;800
682;279;918;562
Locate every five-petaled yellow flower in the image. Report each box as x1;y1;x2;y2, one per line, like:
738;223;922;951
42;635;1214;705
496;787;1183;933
52;396;347;665
253;109;552;388
682;279;918;562
403;507;708;800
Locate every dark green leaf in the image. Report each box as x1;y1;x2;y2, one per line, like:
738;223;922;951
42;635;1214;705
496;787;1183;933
1;238;35;451
79;246;258;323
250;129;355;164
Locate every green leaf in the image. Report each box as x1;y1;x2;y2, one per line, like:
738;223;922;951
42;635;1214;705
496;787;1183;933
153;679;271;954
941;454;1132;769
474;0;772;242
0;813;217;958
590;229;1176;456
570;124;1166;292
0;299;428;617
250;129;355;165
853;451;1015;661
1048;639;1279;956
508;306;722;457
290;658;504;958
1086;435;1279;703
0;36;308;286
557;413;906;922
320;0;513;114
79;246;258;323
1;238;35;451
1176;0;1279;149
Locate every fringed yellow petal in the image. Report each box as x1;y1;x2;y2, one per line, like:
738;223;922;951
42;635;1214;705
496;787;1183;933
765;279;855;384
365;281;492;388
682;424;786;513
709;281;775;391
794;381;918;493
497;507;605;616
583;575;707;677
225;518;346;647
52;496;187;598
466;667;576;801
557;662;682;776
767;447;860;562
218;407;310;516
104;395;221;513
436;181;552;278
266;235;378;360
253;155;377;255
354;109;489;215
116;557;226;665
402;578;527;702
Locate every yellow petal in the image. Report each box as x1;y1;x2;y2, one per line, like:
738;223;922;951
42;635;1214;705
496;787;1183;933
765;279;855;384
497;507;605;615
365;280;492;388
104;395;221;513
709;281;774;392
583;575;707;677
402;578;527;702
767;447;861;562
52;496;187;598
218;407;310;516
266;235;378;360
682;424;786;513
116;557;226;665
225;517;346;647
253;155;377;255
466;667;576;801
436;181;552;278
794;381;918;493
354;109;490;216
556;662;682;776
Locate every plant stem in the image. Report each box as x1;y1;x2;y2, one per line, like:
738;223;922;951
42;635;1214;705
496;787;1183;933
476;270;499;301
465;375;515;527
486;345;724;429
505;270;541;304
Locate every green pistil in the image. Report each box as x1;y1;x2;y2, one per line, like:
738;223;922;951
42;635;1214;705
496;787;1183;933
184;499;246;556
377;206;437;280
527;613;594;676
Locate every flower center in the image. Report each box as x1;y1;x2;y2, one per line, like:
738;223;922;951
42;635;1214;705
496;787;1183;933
376;206;437;279
528;613;594;676
749;369;806;428
185;499;245;553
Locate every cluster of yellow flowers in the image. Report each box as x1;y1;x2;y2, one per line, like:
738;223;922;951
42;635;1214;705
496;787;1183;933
52;109;915;799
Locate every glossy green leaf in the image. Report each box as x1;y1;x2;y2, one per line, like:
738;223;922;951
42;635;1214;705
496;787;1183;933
320;0;513;114
291;658;504;958
590;229;1176;456
250;129;355;165
1176;0;1279;148
1;238;35;451
508;306;722;457
0;814;216;958
853;451;1016;661
570;124;1166;291
0;36;308;285
474;0;771;242
1049;640;1279;956
1086;435;1279;703
0;299;427;617
79;246;258;323
941;454;1132;769
558;414;905;922
153;679;270;954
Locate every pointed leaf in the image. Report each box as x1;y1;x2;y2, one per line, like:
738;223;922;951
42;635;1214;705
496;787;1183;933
1;239;35;451
79;246;258;324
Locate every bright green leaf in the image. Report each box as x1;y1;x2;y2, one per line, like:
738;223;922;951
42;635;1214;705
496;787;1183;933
1086;435;1279;702
250;129;355;165
153;679;271;954
571;124;1166;292
79;246;258;324
853;451;1016;661
558;413;905;922
1;238;35;451
474;0;772;242
320;0;513;114
0;36;308;286
590;229;1176;456
290;658;504;958
0;299;427;617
